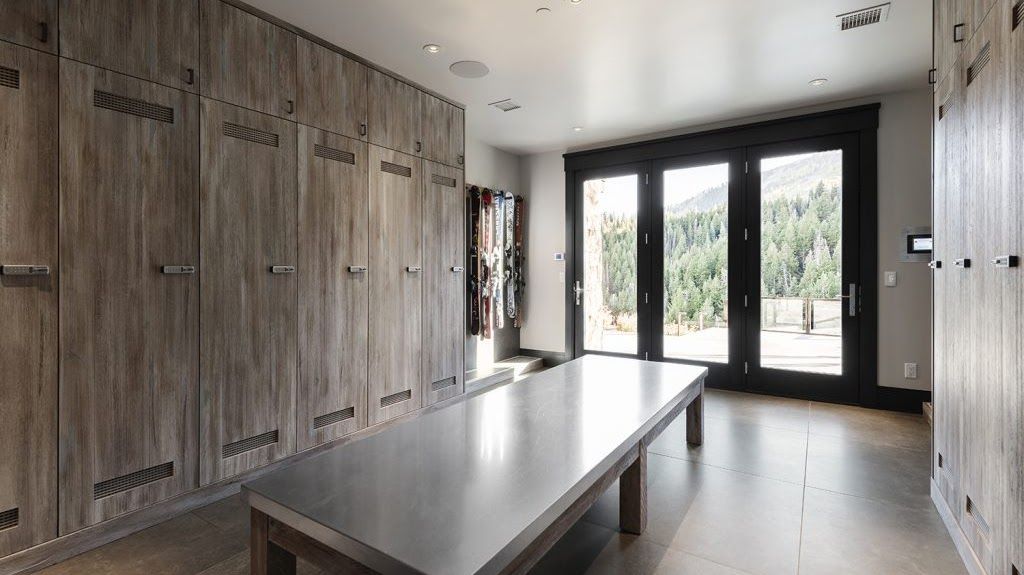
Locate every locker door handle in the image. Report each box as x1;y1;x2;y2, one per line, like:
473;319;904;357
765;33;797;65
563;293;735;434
161;265;195;275
953;23;965;43
837;283;857;316
270;265;296;274
954;258;971;268
1;265;50;276
992;255;1018;268
451;266;465;273
348;265;367;273
415;141;422;153
185;68;195;86
929;260;942;269
406;266;422;273
285;100;295;115
359;122;367;137
39;22;49;43
457;155;464;166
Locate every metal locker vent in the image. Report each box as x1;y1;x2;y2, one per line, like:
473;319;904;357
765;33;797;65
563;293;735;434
431;174;457;188
0;66;19;90
836;3;890;31
966;42;992;86
965;495;992;536
94;91;174;123
0;508;17;531
1014;1;1023;31
222;429;279;458
938;93;952;120
380;161;412;178
1012;564;1020;575
380;389;412;408
314;144;355;165
93;461;174;500
313;406;355;429
223;122;279;147
431;377;456;392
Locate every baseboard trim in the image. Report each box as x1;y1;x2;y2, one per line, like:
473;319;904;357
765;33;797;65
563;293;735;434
519;348;571;367
931;479;986;575
875;386;931;413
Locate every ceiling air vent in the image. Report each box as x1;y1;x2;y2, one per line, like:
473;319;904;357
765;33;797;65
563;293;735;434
837;3;891;31
489;98;522;112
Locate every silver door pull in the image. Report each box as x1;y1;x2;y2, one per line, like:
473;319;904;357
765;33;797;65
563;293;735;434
270;265;296;274
406;266;422;273
348;265;368;273
1;265;50;276
991;255;1018;268
161;265;195;275
953;258;971;268
837;283;857;316
573;280;584;306
451;266;465;273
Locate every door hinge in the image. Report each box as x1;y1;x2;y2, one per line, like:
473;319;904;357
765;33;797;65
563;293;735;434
744;361;749;375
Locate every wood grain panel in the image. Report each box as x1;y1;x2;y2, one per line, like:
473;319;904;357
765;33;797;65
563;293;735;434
297;125;369;450
935;0;967;88
59;0;199;91
296;38;367;140
59;60;199;534
0;40;57;557
419;92;448;165
200;98;297;484
367;69;419;156
0;0;56;54
422;160;464;407
449;105;465;168
199;0;296;118
368;144;422;424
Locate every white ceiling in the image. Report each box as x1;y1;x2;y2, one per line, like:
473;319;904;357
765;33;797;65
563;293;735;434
245;0;932;155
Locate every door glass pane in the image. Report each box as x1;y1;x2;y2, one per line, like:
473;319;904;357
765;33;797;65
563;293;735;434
759;150;842;374
583;175;638;354
663;163;729;363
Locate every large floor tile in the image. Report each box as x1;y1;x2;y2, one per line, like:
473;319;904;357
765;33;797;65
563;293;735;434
805;433;932;509
799;487;968;575
195;550;323;575
649;415;808;484
584;534;750;575
191;493;249;532
705;389;810;433
529;518;618;574
808;402;930;451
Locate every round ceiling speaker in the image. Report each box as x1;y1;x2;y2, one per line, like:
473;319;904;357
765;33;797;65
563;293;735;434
450;60;490;79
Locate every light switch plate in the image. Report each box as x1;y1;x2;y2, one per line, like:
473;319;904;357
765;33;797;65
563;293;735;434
904;362;918;379
884;271;897;287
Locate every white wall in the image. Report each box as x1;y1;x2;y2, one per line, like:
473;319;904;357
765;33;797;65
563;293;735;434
517;88;933;391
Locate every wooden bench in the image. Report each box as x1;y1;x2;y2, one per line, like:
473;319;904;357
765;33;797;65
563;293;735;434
243;355;706;574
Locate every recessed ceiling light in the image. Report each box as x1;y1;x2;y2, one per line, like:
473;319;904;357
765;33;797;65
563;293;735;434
572;126;584;132
536;7;551;14
567;0;583;4
809;78;829;87
423;44;442;54
450;60;490;79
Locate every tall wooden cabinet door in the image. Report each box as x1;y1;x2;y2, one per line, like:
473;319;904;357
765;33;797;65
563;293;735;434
935;0;969;85
367;69;419;156
0;0;56;54
0;41;57;557
199;0;296;119
368;145;422;425
200;99;297;484
296;38;367;140
449;105;465;168
421;161;465;407
419;92;449;165
297;126;369;450
59;0;199;91
58;60;199;534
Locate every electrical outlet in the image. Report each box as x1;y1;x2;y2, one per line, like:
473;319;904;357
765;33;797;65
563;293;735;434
884;271;897;287
904;362;918;379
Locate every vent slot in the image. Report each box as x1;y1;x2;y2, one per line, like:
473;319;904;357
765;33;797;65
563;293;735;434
431;377;457;392
314;144;355;164
380;161;412;178
223;122;279;147
222;430;279;458
0;508;18;531
313;406;356;429
1012;564;1020;575
967;43;992;86
93;462;174;500
432;174;457;188
937;452;944;468
488;98;522;112
94;91;174;123
0;66;20;89
965;496;992;536
1014;1;1023;31
837;3;890;31
380;389;412;408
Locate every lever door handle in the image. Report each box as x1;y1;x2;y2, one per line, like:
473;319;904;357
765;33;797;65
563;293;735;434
573;280;584;306
406;266;422;273
1;265;50;276
929;260;942;269
954;258;971;268
451;266;465;273
992;255;1018;268
348;265;368;273
270;265;296;274
161;265;195;275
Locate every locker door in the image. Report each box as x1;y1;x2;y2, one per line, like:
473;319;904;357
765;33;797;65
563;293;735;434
422;160;465;407
199;98;297;484
59;60;199;533
199;0;296;119
59;0;199;91
420;93;450;166
449;105;465;169
367;69;420;156
0;0;56;54
368;145;423;424
296;38;367;141
297;125;369;450
0;40;57;557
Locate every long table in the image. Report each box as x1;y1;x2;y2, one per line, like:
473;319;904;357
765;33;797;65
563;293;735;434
243;355;707;575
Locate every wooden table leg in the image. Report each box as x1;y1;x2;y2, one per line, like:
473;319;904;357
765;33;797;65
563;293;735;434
686;392;704;446
251;508;297;575
619;443;647;535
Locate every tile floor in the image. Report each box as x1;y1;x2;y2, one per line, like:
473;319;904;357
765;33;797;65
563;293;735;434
35;389;966;575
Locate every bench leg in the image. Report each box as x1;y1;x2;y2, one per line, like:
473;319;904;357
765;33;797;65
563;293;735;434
251;508;297;575
619;443;647;535
686;393;704;446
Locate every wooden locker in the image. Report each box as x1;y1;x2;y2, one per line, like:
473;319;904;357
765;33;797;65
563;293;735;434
420;93;449;166
200;98;297;484
297;125;369;450
421;161;465;407
367;69;420;156
934;0;970;87
58;60;199;533
296;38;367;141
199;0;296;119
960;7;1009;571
59;0;199;91
0;40;57;557
0;0;56;54
449;105;465;168
368;145;423;425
